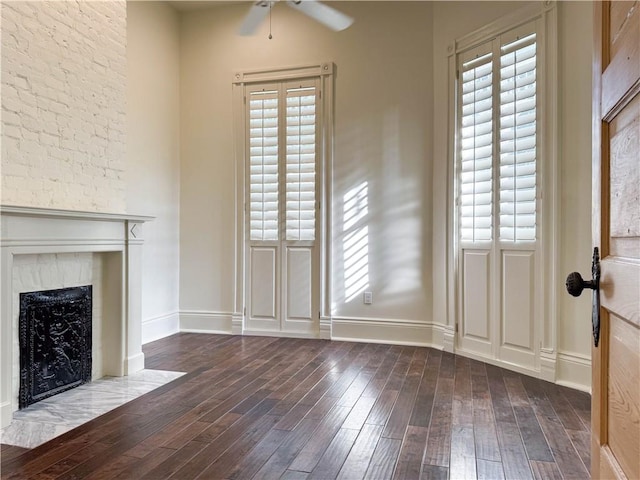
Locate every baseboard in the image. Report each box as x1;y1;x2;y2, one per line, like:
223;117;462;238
142;311;180;345
556;351;591;393
231;313;243;335
331;317;442;348
242;329;320;339
180;310;233;334
1;400;13;429
319;316;331;340
125;352;145;375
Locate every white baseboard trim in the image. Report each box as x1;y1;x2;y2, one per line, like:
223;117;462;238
125;352;145;375
142;311;180;345
539;349;557;383
180;310;233;334
1;401;13;430
556;351;591;393
231;313;243;335
242;329;320;339
453;348;543;378
331;317;443;349
442;326;455;353
319;316;332;340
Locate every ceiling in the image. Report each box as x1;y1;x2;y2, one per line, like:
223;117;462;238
166;1;249;12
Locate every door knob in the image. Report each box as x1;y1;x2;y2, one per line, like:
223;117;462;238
565;271;597;297
565;247;601;347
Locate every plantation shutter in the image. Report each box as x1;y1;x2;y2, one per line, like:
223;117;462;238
458;25;538;244
460;50;494;242
499;33;537;241
249;89;279;241
285;85;316;241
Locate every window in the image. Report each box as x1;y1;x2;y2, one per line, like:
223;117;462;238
459;24;538;243
248;82;318;242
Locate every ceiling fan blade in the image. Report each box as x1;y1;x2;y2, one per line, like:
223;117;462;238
238;1;271;36
287;1;353;32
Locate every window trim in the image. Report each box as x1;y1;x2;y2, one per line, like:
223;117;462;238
232;63;335;337
448;3;558;371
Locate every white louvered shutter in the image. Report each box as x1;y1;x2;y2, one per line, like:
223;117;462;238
285;86;316;241
499;33;537;241
249;90;279;241
460;51;494;242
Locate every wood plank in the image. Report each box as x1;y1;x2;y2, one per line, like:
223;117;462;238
288;406;352;473
363;437;402;480
0;444;29;462
512;405;553;462
251;417;319;479
423;376;453;467
448;425;476;480
477;459;505;480
307;428;359;479
495;421;534;480
337;424;384;480
419;465;449;480
139;441;208;480
529;460;563;480
393;425;428;480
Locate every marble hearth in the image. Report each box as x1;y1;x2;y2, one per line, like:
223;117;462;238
0;206;153;429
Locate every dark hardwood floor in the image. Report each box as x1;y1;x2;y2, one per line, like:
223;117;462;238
1;334;591;479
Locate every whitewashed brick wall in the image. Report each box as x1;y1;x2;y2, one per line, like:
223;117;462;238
1;1;127;213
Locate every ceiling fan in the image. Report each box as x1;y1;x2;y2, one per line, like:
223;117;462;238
238;0;354;36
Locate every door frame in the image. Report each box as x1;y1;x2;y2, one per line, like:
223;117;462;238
447;2;560;379
232;63;336;338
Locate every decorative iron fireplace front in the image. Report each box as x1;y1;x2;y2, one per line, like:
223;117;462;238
19;285;92;408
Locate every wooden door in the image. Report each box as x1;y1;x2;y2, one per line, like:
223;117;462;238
592;2;640;479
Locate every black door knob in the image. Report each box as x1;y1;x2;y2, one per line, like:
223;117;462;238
566;271;597;297
566;247;601;347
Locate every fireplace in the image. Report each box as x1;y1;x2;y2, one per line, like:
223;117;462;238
19;286;93;408
1;205;152;429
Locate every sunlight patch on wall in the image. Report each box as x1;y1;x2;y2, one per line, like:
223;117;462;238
343;181;369;302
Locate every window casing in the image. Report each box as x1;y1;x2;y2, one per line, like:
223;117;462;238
458;23;539;244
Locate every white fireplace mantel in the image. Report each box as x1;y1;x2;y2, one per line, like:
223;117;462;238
0;205;153;428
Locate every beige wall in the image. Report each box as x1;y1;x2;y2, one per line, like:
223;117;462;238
179;2;434;327
127;1;181;342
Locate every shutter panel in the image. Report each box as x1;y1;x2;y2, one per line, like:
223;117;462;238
285;86;316;241
499;33;537;241
460;51;493;242
249;90;279;241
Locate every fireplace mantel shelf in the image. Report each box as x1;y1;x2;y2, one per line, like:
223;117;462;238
0;205;154;224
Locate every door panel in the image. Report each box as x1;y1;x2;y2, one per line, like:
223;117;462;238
501;251;534;351
285;247;313;323
606;313;640;480
593;2;640;478
248;246;278;330
461;250;491;354
609;94;640;258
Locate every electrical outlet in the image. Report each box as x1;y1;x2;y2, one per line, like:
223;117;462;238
363;291;373;304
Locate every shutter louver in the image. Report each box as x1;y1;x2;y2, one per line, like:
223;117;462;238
499;33;537;242
286;86;316;241
460;52;493;242
249;90;279;241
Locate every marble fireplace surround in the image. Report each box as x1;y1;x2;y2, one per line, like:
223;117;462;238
0;205;153;429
